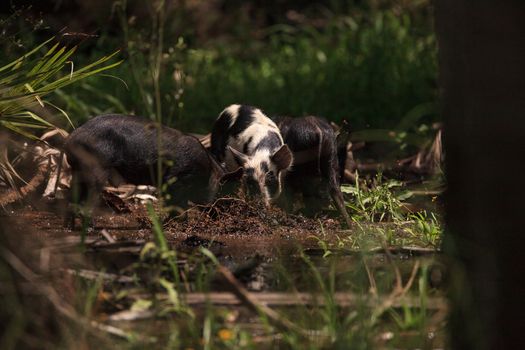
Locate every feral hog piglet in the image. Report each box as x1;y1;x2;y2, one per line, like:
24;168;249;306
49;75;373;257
65;114;241;225
277;116;352;227
210;104;293;206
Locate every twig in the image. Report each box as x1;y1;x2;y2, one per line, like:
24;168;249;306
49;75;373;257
382;240;403;293
90;320;135;339
62;268;134;283
401;260;421;295
1;247;139;342
367;246;440;255
100;229;116;243
216;265;310;337
2;247;77;320
108;309;155;322
369;258;423;325
363;257;378;296
0;159;49;207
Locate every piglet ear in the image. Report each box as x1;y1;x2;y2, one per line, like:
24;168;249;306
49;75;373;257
271;144;293;171
220;166;244;183
228;146;248;166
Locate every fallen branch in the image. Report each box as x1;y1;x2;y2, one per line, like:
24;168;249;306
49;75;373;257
121;291;447;310
370;258;422;325
1;247;141;342
0;158;49;207
177;291;445;309
62;268;135;284
303;245;440;257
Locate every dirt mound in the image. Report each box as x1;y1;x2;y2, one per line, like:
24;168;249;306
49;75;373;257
165;197;341;238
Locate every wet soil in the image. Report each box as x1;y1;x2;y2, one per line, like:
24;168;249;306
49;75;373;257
2;195;444;292
1;195;446;349
3;195;346;257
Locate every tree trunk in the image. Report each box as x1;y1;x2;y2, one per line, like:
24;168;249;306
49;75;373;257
434;1;525;349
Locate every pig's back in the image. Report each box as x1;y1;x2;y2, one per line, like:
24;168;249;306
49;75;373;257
65;114;182;184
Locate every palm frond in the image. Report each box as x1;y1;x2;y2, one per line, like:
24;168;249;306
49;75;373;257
0;38;121;132
0;38;122;196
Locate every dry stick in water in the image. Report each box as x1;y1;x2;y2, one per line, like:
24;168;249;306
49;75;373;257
370;259;422;325
363;257;378;296
1;247;140;342
383;245;404;293
216;265;310;338
100;229;116;243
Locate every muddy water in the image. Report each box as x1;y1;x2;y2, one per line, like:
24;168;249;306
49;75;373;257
3;199;446;348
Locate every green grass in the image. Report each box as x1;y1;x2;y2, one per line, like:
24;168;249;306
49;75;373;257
85;239;444;349
181;11;437;132
83;179;444;349
327;171;444;252
342;172;411;222
0;37;121;203
42;7;436;134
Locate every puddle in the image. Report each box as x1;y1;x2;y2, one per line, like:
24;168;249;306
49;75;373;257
1;196;447;349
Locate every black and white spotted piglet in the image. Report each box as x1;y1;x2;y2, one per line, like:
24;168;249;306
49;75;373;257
210;104;293;206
